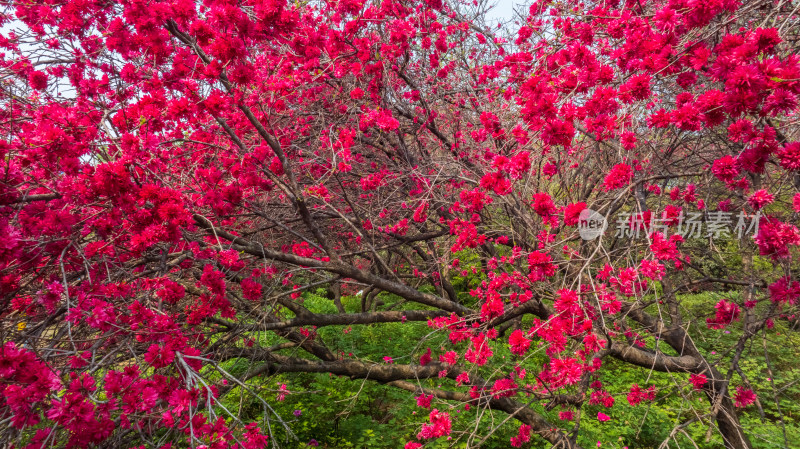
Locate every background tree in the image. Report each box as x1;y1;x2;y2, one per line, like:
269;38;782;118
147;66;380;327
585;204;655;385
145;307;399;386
1;0;799;448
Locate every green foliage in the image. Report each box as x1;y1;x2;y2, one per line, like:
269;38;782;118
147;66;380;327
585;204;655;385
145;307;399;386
216;290;800;448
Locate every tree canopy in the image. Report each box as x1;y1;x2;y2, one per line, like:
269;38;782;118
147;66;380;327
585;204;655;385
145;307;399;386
1;0;800;448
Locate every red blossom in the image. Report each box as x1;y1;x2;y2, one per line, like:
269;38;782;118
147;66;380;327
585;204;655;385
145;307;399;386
690;374;708;390
706;299;741;329
626;384;656;406
416;394;433;409
510;424;531;447
755;219;800;260
747;189;774;210
777;142;800;170
768;277;800;305
734;386;757;408
417;409;452;440
509;329;531;356
28;71;49;90
602;163;633;191
419;348;432;366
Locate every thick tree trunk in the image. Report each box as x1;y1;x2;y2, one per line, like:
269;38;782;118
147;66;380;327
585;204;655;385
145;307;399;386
708;392;753;449
704;364;753;449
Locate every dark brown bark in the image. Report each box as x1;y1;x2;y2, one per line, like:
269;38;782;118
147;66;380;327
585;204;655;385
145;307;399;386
221;351;585;449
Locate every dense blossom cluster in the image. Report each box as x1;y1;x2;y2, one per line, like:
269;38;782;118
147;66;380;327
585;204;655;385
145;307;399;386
0;0;798;448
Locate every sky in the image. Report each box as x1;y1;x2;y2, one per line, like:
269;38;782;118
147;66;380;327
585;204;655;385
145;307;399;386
486;1;520;22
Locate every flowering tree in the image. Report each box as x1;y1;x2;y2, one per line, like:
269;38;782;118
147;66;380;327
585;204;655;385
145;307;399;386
1;0;799;448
